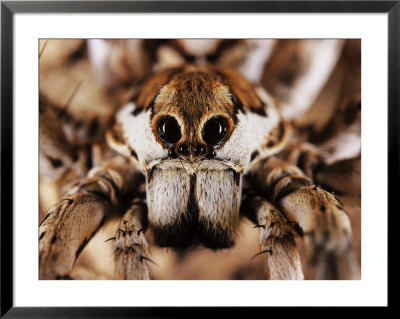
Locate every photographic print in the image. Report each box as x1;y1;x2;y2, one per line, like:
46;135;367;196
38;39;361;280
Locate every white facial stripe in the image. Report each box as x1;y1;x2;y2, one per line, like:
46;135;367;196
117;103;166;170
216;89;280;171
117;88;280;174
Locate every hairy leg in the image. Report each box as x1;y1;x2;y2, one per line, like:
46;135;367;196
39;156;144;279
242;191;303;279
246;156;357;279
110;199;152;280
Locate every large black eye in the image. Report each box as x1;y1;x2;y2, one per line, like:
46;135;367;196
202;116;229;145
157;116;181;145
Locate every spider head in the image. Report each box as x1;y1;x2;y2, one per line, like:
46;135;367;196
108;65;274;249
149;66;238;162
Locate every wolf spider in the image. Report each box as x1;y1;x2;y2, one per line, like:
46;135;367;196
39;39;361;280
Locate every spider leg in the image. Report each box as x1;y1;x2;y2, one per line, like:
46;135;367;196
246;155;358;279
241;191;303;280
39;156;144;279
111;199;151;280
39;93;91;184
281;142;323;180
315;156;361;196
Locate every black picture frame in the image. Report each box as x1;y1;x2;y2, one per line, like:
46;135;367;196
1;1;395;317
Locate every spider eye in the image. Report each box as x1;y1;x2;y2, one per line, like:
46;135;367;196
202;116;229;145
156;116;181;145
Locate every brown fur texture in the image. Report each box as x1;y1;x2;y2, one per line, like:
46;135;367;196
134;65;264;113
39;39;361;280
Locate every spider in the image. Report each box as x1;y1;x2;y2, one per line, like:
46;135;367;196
39;39;361;280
